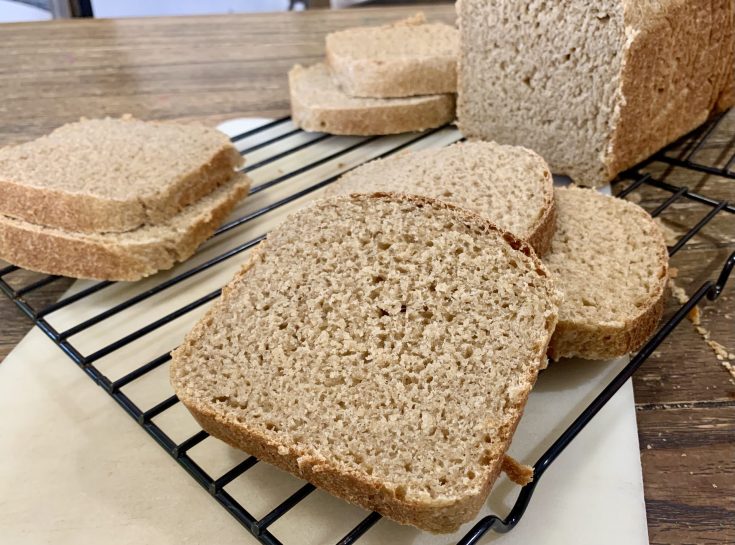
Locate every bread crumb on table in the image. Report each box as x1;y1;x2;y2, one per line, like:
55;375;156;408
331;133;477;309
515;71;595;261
668;277;735;379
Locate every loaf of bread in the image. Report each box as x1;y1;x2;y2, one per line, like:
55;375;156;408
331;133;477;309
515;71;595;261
324;141;555;255
326;13;459;98
289;63;455;135
545;186;668;360
0;116;243;233
457;0;735;187
171;193;560;533
0;173;250;281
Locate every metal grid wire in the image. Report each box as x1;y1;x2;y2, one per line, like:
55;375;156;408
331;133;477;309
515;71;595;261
1;113;734;545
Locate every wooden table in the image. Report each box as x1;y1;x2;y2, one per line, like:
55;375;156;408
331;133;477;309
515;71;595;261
0;6;733;544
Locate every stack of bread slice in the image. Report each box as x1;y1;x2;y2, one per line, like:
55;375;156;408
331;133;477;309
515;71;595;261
0;116;250;281
289;13;458;135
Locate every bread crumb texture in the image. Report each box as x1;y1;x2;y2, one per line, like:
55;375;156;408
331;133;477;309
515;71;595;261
171;193;560;532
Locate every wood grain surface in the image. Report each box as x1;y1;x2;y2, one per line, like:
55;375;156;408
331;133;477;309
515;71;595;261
0;5;733;544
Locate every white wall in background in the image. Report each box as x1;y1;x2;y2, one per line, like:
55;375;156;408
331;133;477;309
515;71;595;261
91;0;293;18
0;0;51;22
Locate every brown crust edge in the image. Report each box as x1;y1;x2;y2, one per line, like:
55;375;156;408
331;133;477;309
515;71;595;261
0;141;242;234
171;192;560;533
0;175;250;281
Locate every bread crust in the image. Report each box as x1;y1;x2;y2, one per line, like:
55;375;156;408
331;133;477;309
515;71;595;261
606;0;734;181
289;64;455;136
0;174;250;281
0;144;242;235
171;192;559;533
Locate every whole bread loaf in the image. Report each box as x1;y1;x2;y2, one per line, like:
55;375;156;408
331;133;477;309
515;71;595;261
324;141;555;255
545;186;668;360
0;116;243;233
457;0;735;187
171;193;560;533
326;13;459;98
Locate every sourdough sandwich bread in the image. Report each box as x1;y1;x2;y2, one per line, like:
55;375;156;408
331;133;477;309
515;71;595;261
324;141;555;255
326;13;459;98
289;63;455;135
0;173;250;281
171;193;560;532
457;0;735;187
545;186;668;360
0;116;244;233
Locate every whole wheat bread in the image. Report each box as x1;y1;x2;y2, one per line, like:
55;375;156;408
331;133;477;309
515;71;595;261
545;186;668;360
323;141;555;255
457;0;734;187
0;116;243;233
170;193;560;533
0;173;250;281
289;63;455;136
326;13;459;98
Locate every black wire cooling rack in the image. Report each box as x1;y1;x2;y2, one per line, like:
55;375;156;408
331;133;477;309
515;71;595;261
1;112;734;545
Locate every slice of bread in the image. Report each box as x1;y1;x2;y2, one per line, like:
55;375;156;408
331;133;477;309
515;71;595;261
457;0;734;187
0;173;250;281
323;141;555;255
170;193;560;533
0;116;244;233
545;186;668;360
326;13;459;98
289;63;455;136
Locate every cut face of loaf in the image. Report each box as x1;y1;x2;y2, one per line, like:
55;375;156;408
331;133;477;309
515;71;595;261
545;186;668;360
326;12;459;98
0;173;250;281
170;193;561;533
0;116;243;233
457;0;735;187
288;63;456;136
323;141;555;255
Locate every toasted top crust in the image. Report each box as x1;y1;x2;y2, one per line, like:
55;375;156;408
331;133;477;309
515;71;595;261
0;116;243;233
